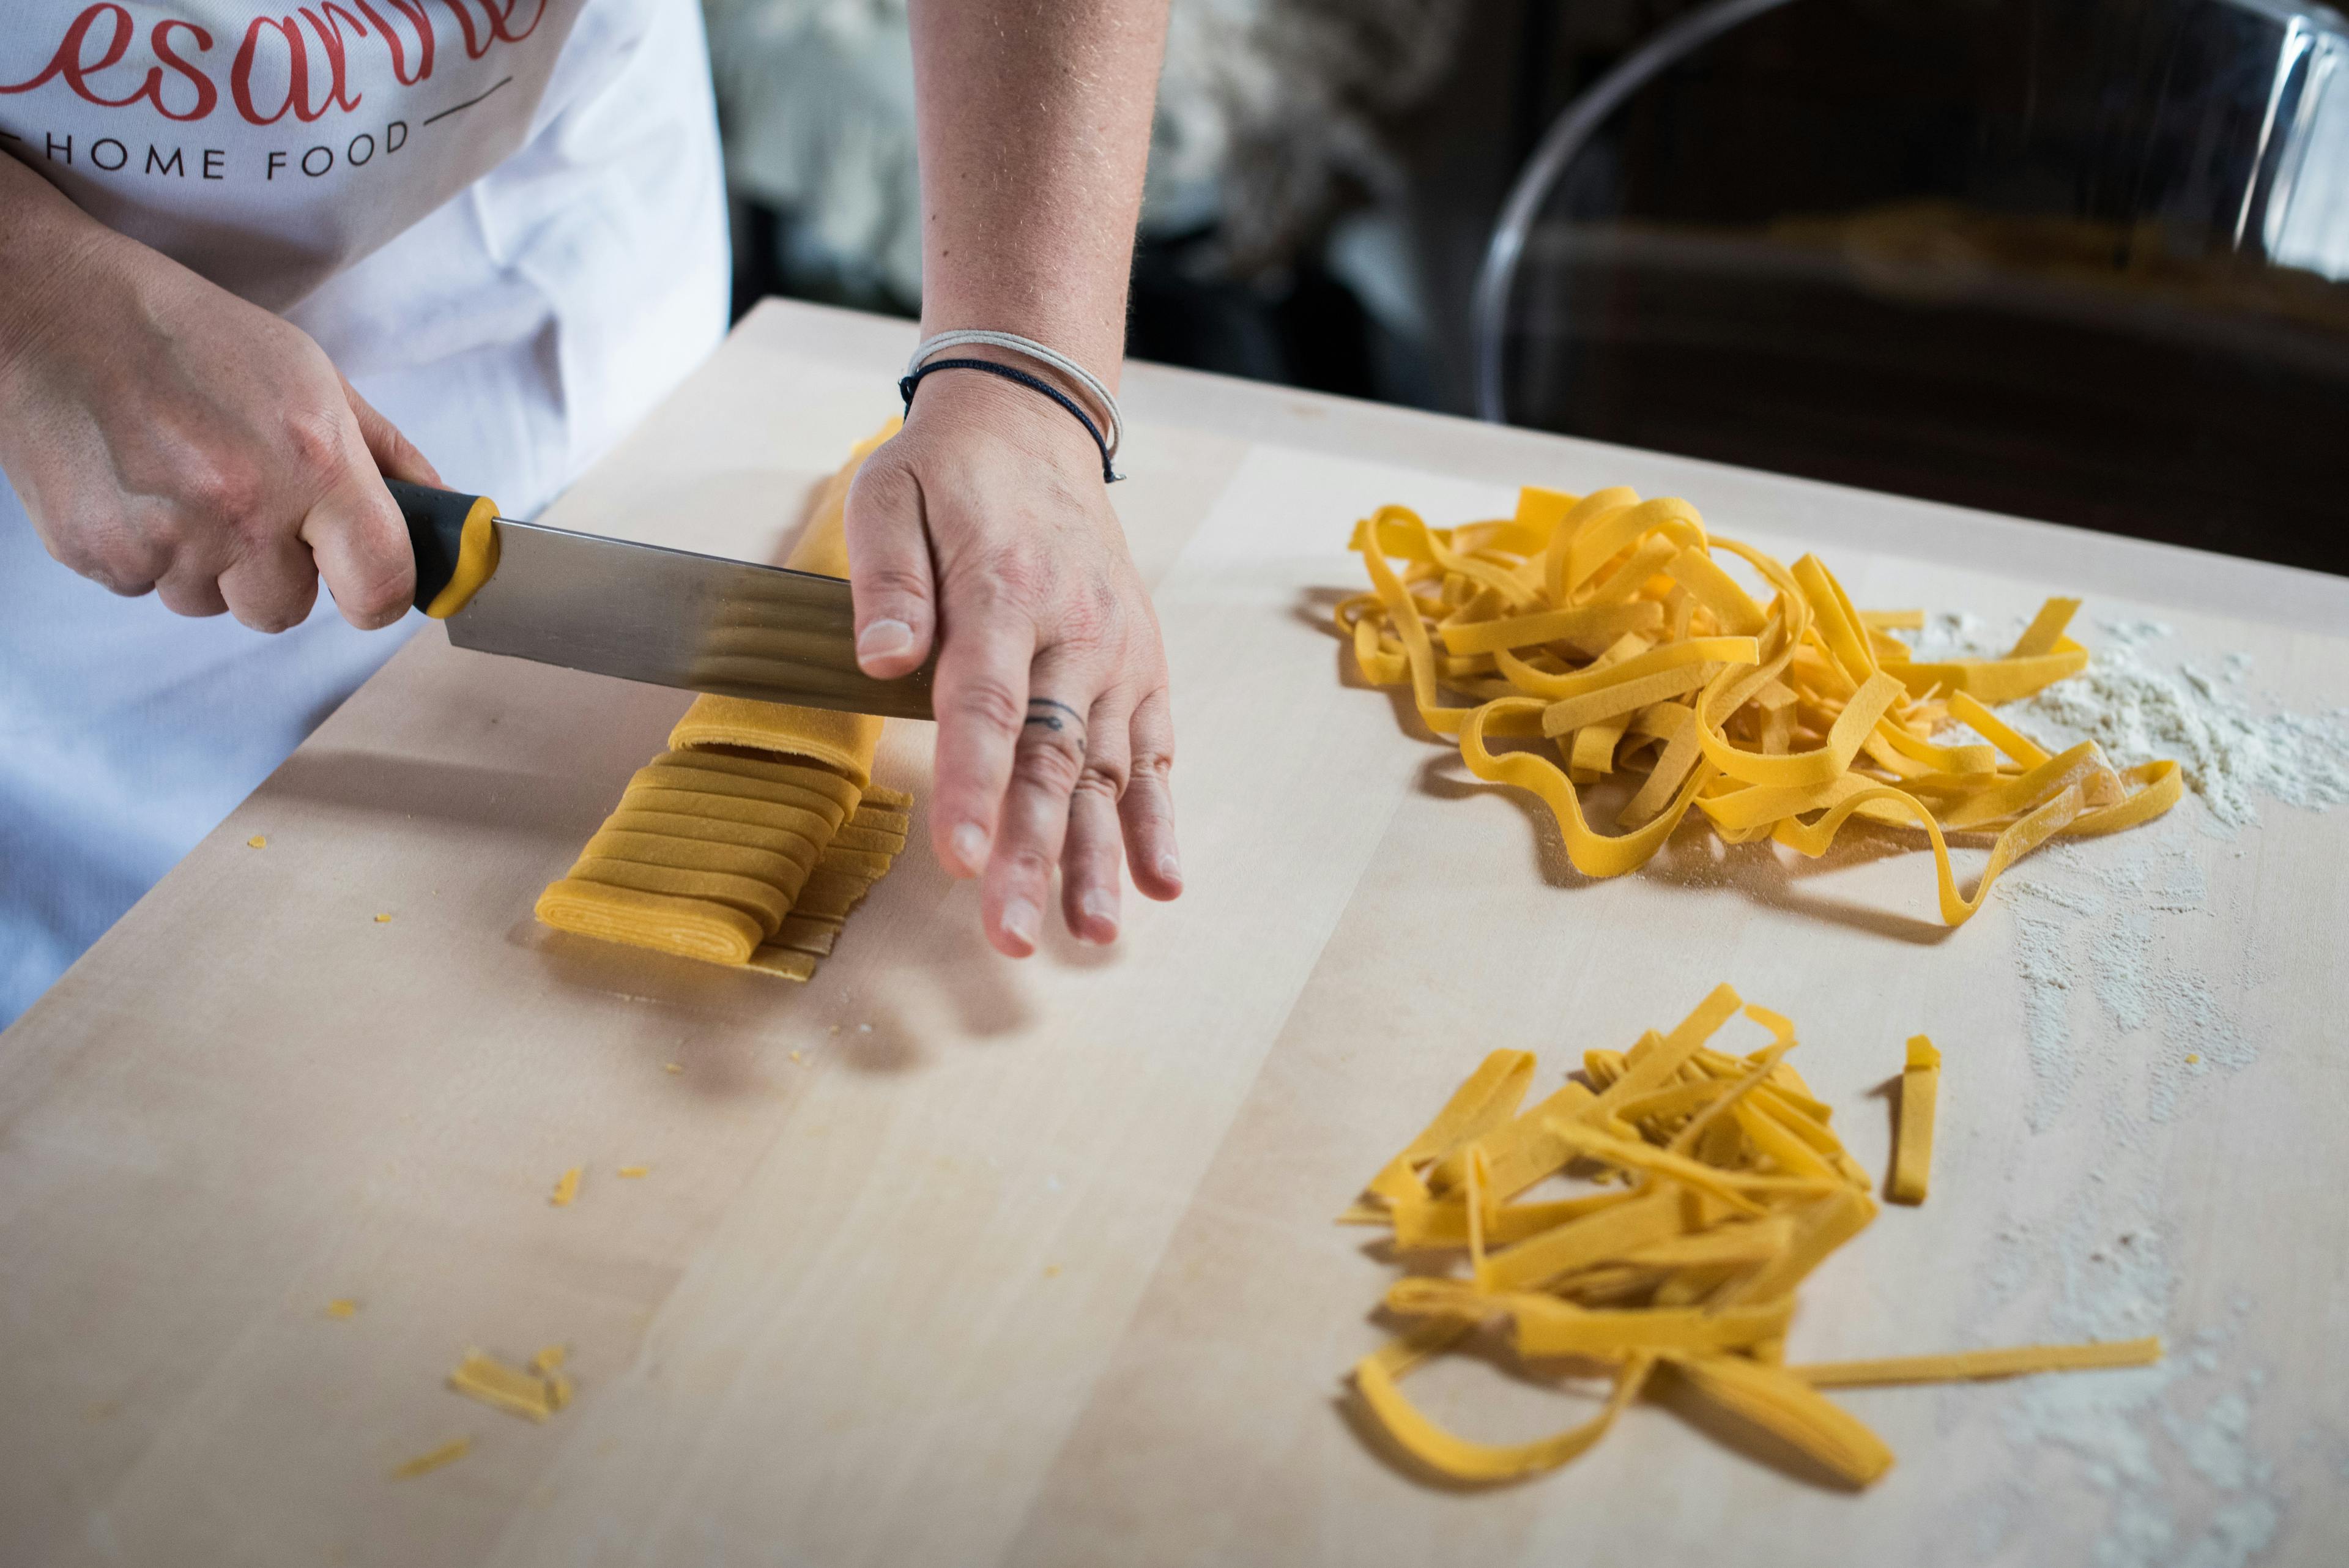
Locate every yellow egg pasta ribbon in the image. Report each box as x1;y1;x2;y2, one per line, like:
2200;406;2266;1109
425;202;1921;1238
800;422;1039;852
1888;1035;1940;1205
1341;988;2164;1488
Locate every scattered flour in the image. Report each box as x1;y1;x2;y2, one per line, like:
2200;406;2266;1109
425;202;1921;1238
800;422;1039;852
1904;614;2317;1564
1899;612;2332;1126
1905;615;2349;830
1966;1211;2284;1568
1999;828;2246;1131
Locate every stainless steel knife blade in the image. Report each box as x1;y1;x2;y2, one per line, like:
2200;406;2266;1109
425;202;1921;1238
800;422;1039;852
441;519;935;721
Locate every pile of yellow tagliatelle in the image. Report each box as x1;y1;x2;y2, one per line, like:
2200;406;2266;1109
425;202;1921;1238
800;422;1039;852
1338;486;2182;924
1339;985;2160;1485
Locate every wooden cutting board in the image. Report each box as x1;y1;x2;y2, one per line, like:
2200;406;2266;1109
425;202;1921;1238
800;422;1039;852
4;300;2344;1568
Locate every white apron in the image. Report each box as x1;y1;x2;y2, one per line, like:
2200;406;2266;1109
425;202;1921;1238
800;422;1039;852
0;1;730;1026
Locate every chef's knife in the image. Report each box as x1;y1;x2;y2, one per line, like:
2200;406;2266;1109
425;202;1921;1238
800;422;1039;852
390;480;935;722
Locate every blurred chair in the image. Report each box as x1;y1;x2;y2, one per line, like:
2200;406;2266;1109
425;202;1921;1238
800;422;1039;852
1474;0;2349;573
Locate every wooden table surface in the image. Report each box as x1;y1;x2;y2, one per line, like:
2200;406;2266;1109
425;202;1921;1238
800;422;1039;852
6;300;2345;1568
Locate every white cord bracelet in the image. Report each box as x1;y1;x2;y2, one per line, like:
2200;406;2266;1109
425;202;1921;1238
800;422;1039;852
904;329;1124;474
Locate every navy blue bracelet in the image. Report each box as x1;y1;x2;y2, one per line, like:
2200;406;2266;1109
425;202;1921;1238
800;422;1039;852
898;358;1123;483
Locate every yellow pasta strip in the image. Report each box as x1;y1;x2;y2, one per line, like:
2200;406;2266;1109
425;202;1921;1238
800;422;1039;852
1946;689;2052;767
1767;774;2089;927
669;699;880;789
790;883;864;922
1353;1350;1653;1484
1387;1189;1635;1249
1364;1049;1537;1202
820;846;896;881
1365;1320;1474;1381
2067;757;2184;836
1513;636;1754;705
1791;555;1878;685
1731;1100;1838;1183
627;766;847;833
1386;1278;1793;1356
1664;1044;1794;1161
1477;1189;1687;1292
603;809;821;871
1513;484;1577;541
1369;506;1542;609
1540;487;1633;602
1546;1123;1822;1217
1461;700;1716;878
1359;531;1540;739
1869;719;1997;777
1517;1299;1793;1358
1664;546;1767;636
549;1167;580;1208
534;880;762;964
1439;601;1663;656
1745;1085;1865;1187
1619;1216;1793;1269
776;914;843;956
390;1436;472;1479
1793;1337;2162;1387
581;830;804;891
1423;1082;1595;1197
1611;1077;1730;1127
2008;596;2083;658
1891;644;2089;702
746;946;818;981
1929;741;2112;830
1589;983;1743;1118
651;749;863;817
1542;662;1724;737
568;858;792;934
1581;533;1681;608
1565;497;1706;596
1888;1035;1940;1205
448;1349;568;1422
1667;1354;1894;1488
1713;1186;1877;1307
623;783;837;844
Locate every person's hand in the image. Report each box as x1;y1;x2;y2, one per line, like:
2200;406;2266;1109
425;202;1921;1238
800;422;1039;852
844;370;1181;956
0;157;436;633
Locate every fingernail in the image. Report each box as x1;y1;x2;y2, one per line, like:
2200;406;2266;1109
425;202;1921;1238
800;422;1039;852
1157;852;1183;887
950;822;989;875
1080;889;1119;938
858;618;915;663
1001;896;1040;949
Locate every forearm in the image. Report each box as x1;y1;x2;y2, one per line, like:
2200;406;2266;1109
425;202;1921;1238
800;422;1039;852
905;0;1171;387
0;154;113;390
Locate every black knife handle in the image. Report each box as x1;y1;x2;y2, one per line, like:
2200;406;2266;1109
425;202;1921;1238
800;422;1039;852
389;480;502;618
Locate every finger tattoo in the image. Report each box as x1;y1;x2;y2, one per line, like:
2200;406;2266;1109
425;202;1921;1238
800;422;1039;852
1024;697;1087;752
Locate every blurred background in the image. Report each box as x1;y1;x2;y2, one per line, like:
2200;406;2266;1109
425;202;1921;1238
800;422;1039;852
703;0;2349;575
